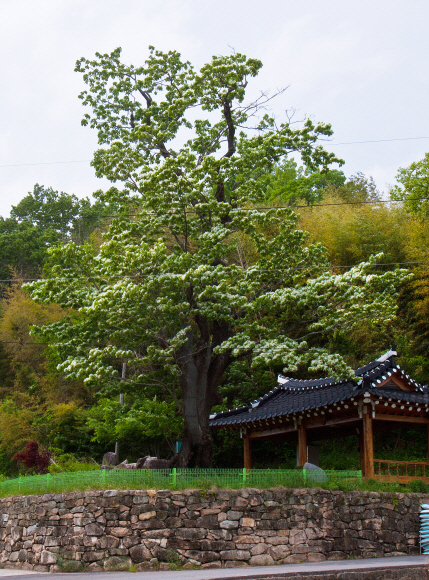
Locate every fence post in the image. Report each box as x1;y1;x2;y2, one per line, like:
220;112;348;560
358;470;363;484
102;469;106;485
18;476;22;494
242;467;247;486
47;473;51;489
303;469;307;486
172;468;177;489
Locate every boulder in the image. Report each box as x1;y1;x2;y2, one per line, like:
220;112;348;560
101;451;118;469
303;462;328;483
117;460;138;469
138;456;171;469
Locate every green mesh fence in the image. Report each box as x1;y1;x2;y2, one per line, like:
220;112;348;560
0;468;362;498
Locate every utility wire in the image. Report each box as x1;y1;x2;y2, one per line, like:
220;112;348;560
0;260;428;284
4;195;424;223
2;135;429;169
329;136;429;145
0;160;91;168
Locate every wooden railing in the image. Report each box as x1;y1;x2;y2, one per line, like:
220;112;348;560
374;459;429;483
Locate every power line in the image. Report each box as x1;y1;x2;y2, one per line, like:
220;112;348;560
3;195;421;224
1;135;429;169
0;259;427;284
0;160;91;169
329;136;429;145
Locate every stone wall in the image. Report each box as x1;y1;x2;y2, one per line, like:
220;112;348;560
0;488;424;572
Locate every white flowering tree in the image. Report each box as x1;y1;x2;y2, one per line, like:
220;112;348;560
27;48;409;466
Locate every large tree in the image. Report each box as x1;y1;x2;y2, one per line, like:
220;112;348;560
27;48;408;466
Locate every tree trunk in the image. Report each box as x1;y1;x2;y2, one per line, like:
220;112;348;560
173;323;230;467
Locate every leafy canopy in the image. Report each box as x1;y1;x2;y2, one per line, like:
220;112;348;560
27;47;409;405
390;152;429;216
0;184;115;280
265;159;346;206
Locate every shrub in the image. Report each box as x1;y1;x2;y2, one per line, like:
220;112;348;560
12;441;51;474
48;453;99;473
408;479;429;493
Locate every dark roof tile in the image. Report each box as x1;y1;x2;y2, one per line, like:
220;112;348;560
209;349;427;428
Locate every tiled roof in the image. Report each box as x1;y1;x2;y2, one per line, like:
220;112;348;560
209;349;428;428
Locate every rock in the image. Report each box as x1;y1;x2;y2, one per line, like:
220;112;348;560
10;527;22;541
84;523;104;536
86;562;103;571
117;460;138;469
289;529;307;545
104;556;132;570
251;544;268;556
97;535;120;549
82;551;105;562
130;544;152;563
308;552;326;562
40;551;56;566
226;510;243;521
138;457;172;469
101;452;118;468
136;457;149;469
26;525;37;536
303;462;328;483
201;561;222;569
110;527;131;537
219;520;239;529
220;549;250;561
269;545;290;560
250;554;275;566
139;511;157;520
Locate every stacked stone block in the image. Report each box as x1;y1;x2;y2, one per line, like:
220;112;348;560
0;488;423;572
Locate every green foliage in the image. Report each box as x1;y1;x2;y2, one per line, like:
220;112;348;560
408;479;429;493
298;191;408;268
49;453;99;473
56;554;85;573
390;152;429;215
215;360;276;412
265;158;346;205
87;397;182;445
0;184;115;280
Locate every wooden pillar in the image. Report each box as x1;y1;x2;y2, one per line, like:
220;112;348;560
243;433;252;470
358;428;365;475
362;411;374;479
426;423;429;461
298;422;307;466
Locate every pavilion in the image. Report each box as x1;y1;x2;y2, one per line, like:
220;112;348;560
209;349;429;482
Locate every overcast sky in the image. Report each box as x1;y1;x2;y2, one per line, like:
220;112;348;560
0;0;428;217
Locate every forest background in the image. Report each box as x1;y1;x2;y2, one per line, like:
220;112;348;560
0;157;428;475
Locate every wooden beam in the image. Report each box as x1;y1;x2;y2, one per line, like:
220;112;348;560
249;424;295;439
321;416;361;428
243;433;252;470
298;422;307;466
374;413;429;424
246;411;428;444
362;411;374;479
250;415;360;439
